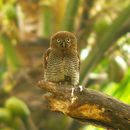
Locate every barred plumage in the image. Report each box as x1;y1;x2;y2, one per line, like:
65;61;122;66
43;31;80;85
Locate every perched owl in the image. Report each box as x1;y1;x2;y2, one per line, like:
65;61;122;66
43;31;80;86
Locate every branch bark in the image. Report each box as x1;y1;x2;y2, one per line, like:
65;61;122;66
38;80;130;130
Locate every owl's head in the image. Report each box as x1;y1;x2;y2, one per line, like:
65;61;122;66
50;31;77;49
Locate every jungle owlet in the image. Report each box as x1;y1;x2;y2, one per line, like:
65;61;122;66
43;31;80;86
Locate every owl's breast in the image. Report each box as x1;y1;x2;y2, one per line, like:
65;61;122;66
64;51;79;85
44;49;79;85
44;50;64;82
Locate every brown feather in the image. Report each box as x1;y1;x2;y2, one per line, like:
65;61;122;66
43;31;80;85
43;48;52;70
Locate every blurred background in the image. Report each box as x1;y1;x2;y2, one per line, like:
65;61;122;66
0;0;130;129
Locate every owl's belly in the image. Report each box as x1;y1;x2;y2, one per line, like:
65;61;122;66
64;56;79;85
44;56;65;82
44;52;79;85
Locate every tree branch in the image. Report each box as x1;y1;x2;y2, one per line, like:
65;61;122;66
38;80;130;129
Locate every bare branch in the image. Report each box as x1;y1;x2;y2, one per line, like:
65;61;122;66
38;80;130;129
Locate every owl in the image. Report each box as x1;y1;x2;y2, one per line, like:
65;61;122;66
43;31;80;86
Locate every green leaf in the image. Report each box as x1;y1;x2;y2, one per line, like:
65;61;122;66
0;35;22;71
0;107;12;123
42;8;53;37
61;0;79;32
80;5;130;85
5;97;31;119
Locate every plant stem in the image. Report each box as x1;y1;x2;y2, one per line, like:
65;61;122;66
61;0;80;32
0;34;22;71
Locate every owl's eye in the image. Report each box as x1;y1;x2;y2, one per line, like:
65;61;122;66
56;39;61;43
66;38;71;43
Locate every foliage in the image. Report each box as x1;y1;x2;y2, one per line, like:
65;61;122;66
0;0;129;129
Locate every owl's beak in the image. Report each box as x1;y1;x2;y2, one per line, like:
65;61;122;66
60;42;69;48
62;42;66;47
60;42;66;48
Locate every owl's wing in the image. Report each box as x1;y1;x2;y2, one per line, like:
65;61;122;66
43;48;52;71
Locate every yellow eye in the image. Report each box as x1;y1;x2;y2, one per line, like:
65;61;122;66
66;38;71;42
56;39;61;43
